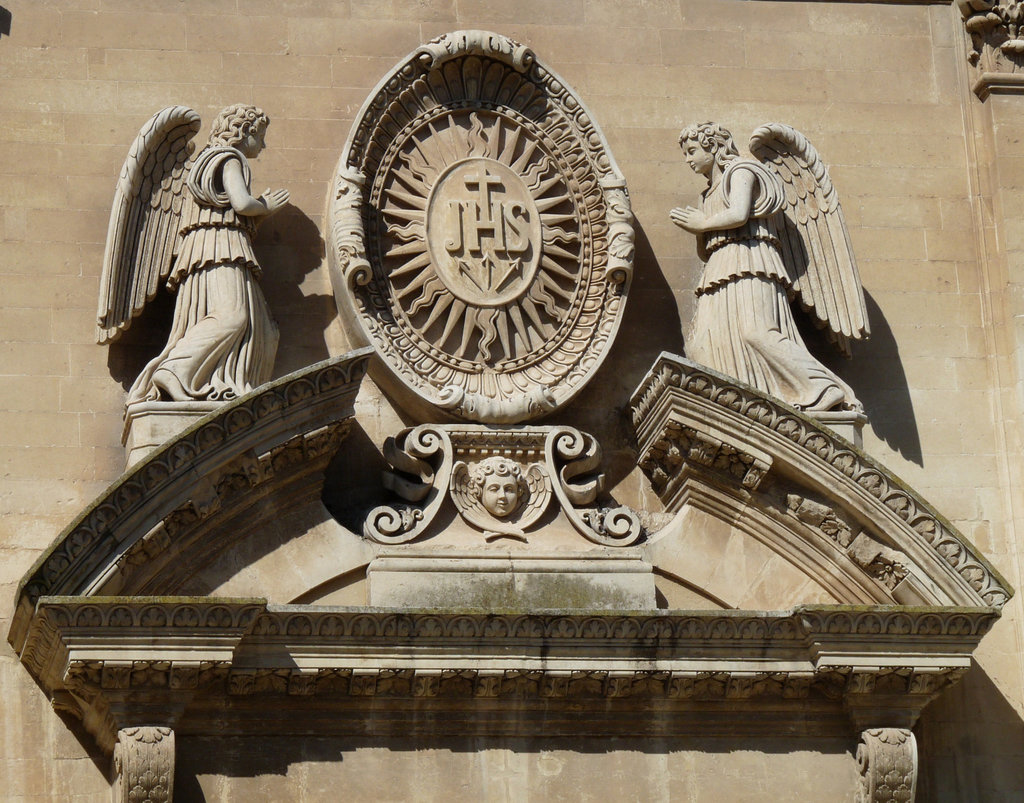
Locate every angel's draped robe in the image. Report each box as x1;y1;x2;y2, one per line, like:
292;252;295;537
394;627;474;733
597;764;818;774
128;146;278;405
687;159;856;411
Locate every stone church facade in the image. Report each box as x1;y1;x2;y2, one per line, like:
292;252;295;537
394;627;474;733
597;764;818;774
2;2;1023;801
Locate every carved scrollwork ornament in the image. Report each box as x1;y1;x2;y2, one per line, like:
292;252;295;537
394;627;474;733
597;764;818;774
113;727;174;803
365;425;451;544
328;30;634;424
364;424;641;546
855;728;917;803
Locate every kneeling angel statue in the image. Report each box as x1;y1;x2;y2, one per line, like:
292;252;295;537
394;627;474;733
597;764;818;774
96;104;289;406
670;122;869;412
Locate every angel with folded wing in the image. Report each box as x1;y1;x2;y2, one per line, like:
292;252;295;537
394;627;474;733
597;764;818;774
670;122;869;412
96;104;289;407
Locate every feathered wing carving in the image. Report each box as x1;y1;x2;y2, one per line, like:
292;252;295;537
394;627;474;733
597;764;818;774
749;123;870;357
450;460;551;534
96;106;202;344
518;464;550;530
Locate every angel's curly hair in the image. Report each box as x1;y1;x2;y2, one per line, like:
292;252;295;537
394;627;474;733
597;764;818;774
678;122;740;167
469;457;527;501
210;104;270;146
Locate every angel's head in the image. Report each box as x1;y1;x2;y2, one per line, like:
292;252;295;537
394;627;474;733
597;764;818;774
211;104;270;157
470;457;527;518
678;122;739;177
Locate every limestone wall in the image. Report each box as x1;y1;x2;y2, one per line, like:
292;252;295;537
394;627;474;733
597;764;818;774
1;1;1021;800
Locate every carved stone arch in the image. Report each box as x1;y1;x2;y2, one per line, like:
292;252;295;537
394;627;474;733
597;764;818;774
5;33;1013;803
646;482;903;609
631;354;1010;610
8;348;372;647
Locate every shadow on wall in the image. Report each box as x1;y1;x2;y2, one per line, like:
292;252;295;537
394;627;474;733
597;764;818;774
555;218;685;490
173;734;857;801
801;289;922;465
0;7;11;38
252;204;334;374
851;291;923;466
106;204;332;389
321;423;391;534
916;659;1024;802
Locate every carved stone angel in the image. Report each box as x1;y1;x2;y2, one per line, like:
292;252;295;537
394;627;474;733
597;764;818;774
96;105;289;406
670;122;869;412
451;456;550;536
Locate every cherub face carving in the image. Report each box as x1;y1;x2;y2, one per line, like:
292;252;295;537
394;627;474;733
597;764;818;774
470;457;527;518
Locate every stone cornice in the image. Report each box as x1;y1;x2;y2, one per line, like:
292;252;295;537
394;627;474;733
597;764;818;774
16;598;998;750
629;354;1013;610
8;349;371;652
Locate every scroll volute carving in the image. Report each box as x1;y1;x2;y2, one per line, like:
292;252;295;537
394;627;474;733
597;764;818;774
363;424;641;547
856;728;917;803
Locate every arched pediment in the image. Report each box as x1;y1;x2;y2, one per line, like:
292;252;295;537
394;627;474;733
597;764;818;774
8;349;371;650
631;353;1010;611
9;350;1009;653
5;35;1012;798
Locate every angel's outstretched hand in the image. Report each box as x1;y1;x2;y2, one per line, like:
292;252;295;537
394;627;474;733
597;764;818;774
260;188;290;213
670;206;706;233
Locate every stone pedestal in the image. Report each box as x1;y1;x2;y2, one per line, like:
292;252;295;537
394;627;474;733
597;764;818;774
367;549;656;609
123;401;219;468
812;409;867;449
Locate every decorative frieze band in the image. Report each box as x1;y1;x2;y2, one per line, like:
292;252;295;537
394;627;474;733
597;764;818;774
12;599;997;754
219;665;963;703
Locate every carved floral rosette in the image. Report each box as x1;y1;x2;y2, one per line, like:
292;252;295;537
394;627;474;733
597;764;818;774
328;30;634;424
364;424;642;546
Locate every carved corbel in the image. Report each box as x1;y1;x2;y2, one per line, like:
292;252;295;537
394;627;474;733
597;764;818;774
113;726;175;803
856;727;917;803
958;0;1024;97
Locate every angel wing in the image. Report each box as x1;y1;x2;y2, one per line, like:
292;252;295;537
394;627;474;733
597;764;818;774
516;464;551;530
749;123;870;357
96;106;202;344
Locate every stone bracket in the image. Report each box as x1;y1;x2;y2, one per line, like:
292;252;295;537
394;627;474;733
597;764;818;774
856;727;918;803
113;726;175;803
958;0;1024;98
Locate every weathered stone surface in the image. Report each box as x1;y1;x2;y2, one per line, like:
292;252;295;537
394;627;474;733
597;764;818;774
2;2;1024;801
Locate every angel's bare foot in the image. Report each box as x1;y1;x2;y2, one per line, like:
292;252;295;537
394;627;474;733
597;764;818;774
152;368;190;402
804;385;846;412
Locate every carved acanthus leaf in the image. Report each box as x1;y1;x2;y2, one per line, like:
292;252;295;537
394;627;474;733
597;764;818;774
114;727;175;803
856;727;917;803
958;0;1024;96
